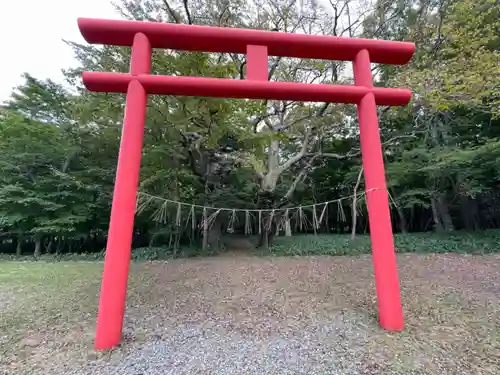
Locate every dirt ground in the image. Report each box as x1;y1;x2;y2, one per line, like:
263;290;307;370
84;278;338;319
1;254;499;374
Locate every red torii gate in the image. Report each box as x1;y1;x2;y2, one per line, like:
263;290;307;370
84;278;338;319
77;17;415;350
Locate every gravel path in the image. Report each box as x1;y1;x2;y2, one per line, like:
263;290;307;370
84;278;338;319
61;319;417;375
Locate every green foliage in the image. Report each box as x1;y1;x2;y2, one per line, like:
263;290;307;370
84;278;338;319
0;245;214;262
395;0;500;114
131;245;217;260
0;109;90;237
267;231;500;257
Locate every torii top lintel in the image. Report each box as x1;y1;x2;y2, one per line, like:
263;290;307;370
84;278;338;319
77;18;415;65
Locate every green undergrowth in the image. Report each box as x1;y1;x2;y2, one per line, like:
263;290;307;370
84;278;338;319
265;230;500;257
1;230;500;262
0;245;209;262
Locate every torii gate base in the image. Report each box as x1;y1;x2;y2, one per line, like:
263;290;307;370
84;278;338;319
77;18;415;350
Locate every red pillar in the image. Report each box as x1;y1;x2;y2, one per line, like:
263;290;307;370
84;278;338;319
353;49;404;331
94;33;151;350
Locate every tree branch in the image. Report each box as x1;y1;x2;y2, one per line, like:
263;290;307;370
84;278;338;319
311;150;360;159
264;118;274;130
283;154;319;200
162;0;182;23
279;127;312;172
182;0;193;24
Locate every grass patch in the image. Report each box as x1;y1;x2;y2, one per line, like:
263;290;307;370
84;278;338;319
0;262;103;373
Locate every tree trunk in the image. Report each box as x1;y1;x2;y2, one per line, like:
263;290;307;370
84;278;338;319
431;197;444;232
202;207;209;251
409;206;415;231
351;203;357;240
436;193;454;231
259;210;270;249
56;236;62;255
174;230;180;257
34;236;42;258
258;191;275;249
285;218;292;236
16;233;23;256
325;204;330;233
395;205;408;234
460;195;480;231
45;237;54;254
208;218;223;251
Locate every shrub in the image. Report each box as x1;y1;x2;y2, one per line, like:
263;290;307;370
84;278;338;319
266;230;500;257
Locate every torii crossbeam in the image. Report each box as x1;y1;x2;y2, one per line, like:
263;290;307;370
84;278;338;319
77;17;415;350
